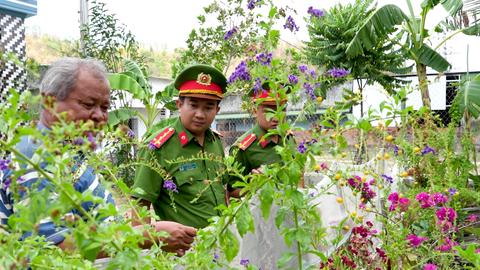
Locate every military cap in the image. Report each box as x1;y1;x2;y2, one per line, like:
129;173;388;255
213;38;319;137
174;64;227;100
251;81;290;105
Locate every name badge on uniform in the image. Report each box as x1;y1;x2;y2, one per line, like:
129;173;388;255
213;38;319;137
179;162;198;172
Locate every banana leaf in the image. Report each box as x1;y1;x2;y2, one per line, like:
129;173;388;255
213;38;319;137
108;73;146;100
411;44;451;72
108;108;137;127
453;73;480;118
346;5;408;57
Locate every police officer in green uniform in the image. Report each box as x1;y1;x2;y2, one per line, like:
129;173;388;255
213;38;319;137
228;84;298;269
228;85;295;197
132;64;227;229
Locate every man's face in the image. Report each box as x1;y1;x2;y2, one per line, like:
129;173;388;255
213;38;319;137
176;97;220;136
52;70;110;127
255;104;284;131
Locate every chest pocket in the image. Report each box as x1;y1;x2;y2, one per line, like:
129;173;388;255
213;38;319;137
172;162;203;187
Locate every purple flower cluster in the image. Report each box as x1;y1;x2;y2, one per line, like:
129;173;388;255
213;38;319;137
163;179;178;193
3;177;11;189
240;258;250;266
393;145;400;156
247;0;260;10
448;188;457;196
298;64;308;73
253;78;263;95
298;142;307;154
288;74;298;85
327;67;350;78
347;176;376;202
406;234;428;247
73;137;84;145
421;145;436;155
303;82;316;100
228;61;251;83
308;6;324;18
0;159;10;170
255;52;272;66
224;27;238;40
127;129;135;139
283;16;299;33
381;174;393;183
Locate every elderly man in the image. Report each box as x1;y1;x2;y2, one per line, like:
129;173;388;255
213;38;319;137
0;57;195;256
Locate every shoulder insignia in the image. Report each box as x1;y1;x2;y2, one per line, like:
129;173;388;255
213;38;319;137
178;131;189;146
238;133;256;151
211;129;224;138
149;127;175;149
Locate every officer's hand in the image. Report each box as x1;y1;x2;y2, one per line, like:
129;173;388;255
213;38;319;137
153;221;197;256
251;167;263;174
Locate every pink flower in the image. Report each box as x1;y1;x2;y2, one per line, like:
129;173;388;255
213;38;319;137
436;207;447;221
416;192;434;208
476;249;480;254
467;214;477;223
432;192;448;205
320;162;329;170
436;237;458;252
399;197;410;211
388;192;399;211
423;263;437;270
406;234;428;247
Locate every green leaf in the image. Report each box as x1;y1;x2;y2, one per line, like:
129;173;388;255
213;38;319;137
358;119;372;131
440;0;463;15
269;6;277;19
235;203;254;237
462;24;480;36
346;5;408;56
453;74;480;118
259;181;274;220
219;228;239;262
277;252;295;269
411;44;451;72
108;73;146;100
108;108;137;127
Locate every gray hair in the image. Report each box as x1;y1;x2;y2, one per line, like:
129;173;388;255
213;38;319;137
40;57;108;101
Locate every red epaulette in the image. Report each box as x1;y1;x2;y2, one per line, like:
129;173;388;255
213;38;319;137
149;127;175;149
238;133;256;151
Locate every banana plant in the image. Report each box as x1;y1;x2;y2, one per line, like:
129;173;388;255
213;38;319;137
346;0;480;108
453;73;480;177
107;59;177;140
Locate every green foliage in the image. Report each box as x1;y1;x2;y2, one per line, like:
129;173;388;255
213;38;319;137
80;0;146;73
305;0;409;94
453;73;480;118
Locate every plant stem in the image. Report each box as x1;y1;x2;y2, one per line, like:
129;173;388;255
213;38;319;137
293;206;303;270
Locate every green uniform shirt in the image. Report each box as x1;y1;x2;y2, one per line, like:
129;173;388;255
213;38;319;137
229;124;295;188
132;117;226;228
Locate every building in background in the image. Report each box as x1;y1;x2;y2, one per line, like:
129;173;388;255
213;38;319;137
0;0;37;103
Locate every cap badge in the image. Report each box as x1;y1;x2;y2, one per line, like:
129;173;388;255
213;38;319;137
197;73;212;86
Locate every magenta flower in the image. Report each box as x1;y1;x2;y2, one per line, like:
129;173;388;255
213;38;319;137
423;264;437;270
387;192;399;211
399;197;410;211
467;214;477;223
416;192;434;208
436;207;456;223
320;162;328;170
436;237;457;252
406;234;428;247
432;192;448;205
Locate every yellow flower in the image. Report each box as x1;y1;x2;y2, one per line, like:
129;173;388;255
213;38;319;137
336;197;344;204
341;152;347;158
354;144;360;149
376;154;382;160
334;174;341;180
361;176;366;182
314;164;321;171
414;147;421;153
385;135;394;142
350;211;357;217
366;207;372;212
384;153;390;160
316;96;323;103
400;171;409;177
342;225;350;231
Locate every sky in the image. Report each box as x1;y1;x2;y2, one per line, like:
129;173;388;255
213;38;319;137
25;0;419;51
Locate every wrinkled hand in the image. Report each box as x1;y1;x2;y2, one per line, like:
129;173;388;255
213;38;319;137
153;221;196;256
